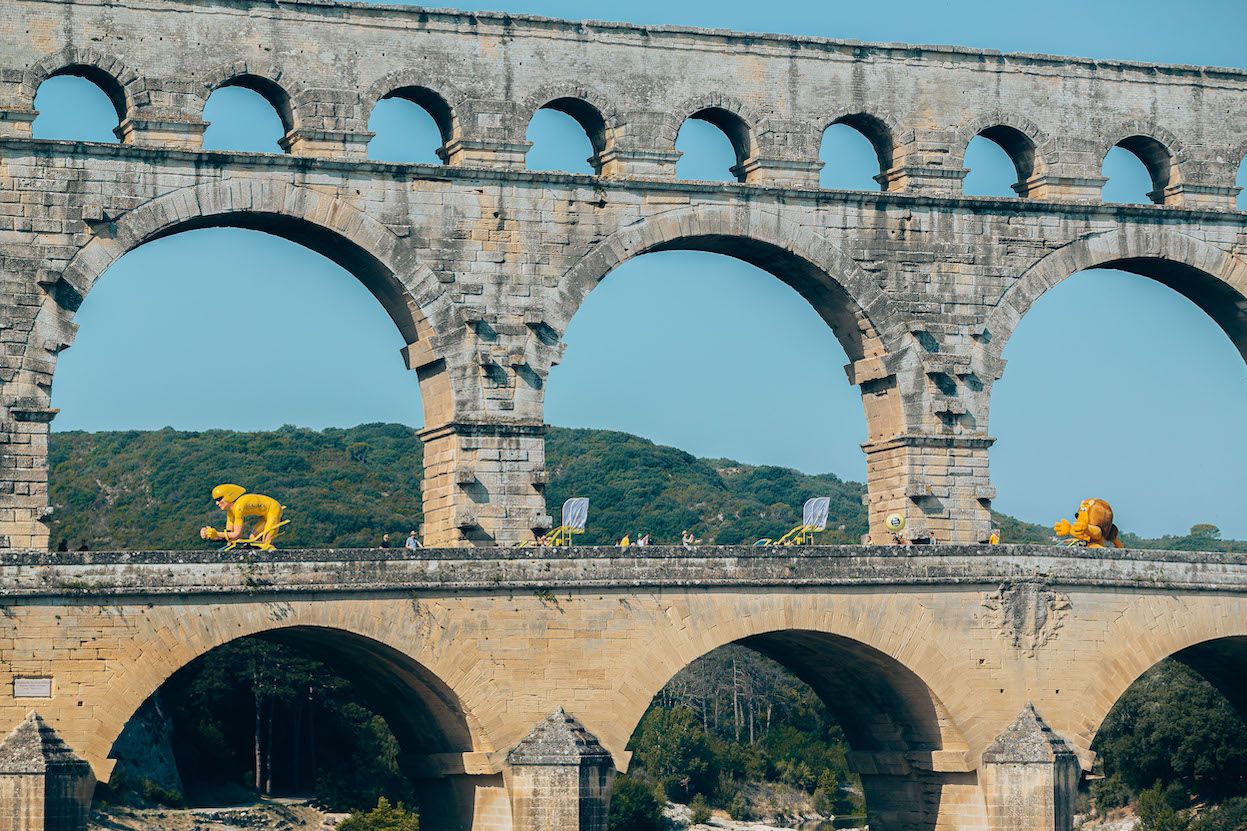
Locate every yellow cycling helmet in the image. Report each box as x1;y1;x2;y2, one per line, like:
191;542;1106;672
211;483;247;503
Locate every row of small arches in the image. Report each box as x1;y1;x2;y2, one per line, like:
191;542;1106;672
31;65;1247;207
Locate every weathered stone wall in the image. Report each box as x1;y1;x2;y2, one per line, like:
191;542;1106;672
1;0;1246;551
2;546;1247;830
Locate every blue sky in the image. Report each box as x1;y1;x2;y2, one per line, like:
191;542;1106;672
30;0;1247;538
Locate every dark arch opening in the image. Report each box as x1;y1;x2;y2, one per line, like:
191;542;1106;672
526;97;608;174
369;86;454;164
32;70;125;143
1089;638;1247;822
103;626;481;828
821;113;893;190
614;631;965;831
677;107;755;182
204;75;294;153
1094;257;1247;360
964;125;1037;197
1104;136;1174;204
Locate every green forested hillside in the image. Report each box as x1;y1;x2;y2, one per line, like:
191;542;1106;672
47;424;868;549
47;423;1245;552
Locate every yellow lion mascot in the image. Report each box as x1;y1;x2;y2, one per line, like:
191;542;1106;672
1053;498;1123;548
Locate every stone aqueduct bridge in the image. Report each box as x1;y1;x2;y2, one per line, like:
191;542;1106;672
1;0;1246;550
3;546;1247;831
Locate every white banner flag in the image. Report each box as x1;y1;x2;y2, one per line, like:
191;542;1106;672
562;497;589;531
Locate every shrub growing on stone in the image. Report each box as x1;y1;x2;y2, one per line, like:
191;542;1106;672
337;797;419;831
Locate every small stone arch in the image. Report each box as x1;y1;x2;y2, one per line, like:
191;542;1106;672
954;111;1050;188
1097;120;1185;202
22;179;456;423
197;60;304;135
820;110;908;182
25;46;147;122
552;203;907;366
520;82;622;170
980;227;1247;368
362;69;468;147
661;93;764;167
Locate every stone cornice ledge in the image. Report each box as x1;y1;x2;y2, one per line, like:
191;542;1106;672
4;139;1245;224
0;545;1245;598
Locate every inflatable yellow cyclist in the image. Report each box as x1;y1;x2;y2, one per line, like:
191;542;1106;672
200;483;288;551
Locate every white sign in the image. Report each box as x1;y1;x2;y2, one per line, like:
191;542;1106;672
562;497;589;531
13;677;52;698
803;497;831;531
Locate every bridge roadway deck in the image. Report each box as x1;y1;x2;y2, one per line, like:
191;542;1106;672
1;543;1243;596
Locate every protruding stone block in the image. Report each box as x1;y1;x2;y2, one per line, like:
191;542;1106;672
507;708;614;831
0;713;95;831
980;705;1080;831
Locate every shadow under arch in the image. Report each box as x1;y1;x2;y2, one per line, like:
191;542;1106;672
981;228;1247;369
24;180;454;423
618;626;975;831
530;96;612;174
108;623;490;830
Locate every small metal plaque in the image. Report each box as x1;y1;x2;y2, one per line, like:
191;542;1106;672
13;677;52;698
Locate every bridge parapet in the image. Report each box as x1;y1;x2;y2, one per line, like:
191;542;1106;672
2;544;1245;596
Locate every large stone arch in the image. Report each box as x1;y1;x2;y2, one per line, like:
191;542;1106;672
1059;592;1247;769
551;203;913;459
85;599;505;830
553;204;907;363
599;594;979;831
981;226;1247;369
22;178;456;421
